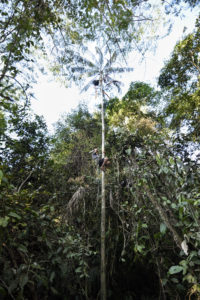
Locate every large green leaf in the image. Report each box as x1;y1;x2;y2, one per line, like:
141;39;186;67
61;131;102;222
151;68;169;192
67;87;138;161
0;216;9;227
168;266;183;275
8;212;21;220
0;170;3;185
160;223;167;234
19;273;28;290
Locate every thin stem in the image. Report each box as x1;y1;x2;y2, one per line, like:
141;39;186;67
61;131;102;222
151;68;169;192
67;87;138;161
17;169;34;193
100;77;106;300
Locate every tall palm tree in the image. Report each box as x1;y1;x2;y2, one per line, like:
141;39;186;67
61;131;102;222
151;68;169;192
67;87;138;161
72;46;133;300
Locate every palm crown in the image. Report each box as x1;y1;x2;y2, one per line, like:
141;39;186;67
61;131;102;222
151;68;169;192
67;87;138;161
71;46;133;94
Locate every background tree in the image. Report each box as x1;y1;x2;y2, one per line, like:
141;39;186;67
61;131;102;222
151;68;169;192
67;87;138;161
1;86;200;299
107;81;161;134
158;14;200;138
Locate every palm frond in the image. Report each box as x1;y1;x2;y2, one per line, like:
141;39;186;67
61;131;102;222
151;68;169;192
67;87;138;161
112;80;123;93
87;70;100;77
81;77;97;93
96;47;104;67
85;48;99;66
104;46;131;69
106;76;123;93
64;187;86;218
72;67;97;74
73;53;96;68
114;46;128;58
104;51;117;69
106;67;133;74
71;67;90;74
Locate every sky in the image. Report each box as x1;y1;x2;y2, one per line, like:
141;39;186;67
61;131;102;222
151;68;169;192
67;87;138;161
31;6;198;133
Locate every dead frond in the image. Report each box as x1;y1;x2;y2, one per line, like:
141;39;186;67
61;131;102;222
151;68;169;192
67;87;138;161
65;186;86;219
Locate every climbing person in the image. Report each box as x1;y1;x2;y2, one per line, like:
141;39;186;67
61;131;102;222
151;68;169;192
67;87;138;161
90;148;110;171
90;148;100;164
99;155;110;171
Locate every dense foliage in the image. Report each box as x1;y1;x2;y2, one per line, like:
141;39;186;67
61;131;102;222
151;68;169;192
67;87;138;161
1;0;200;299
158;14;200;138
1;82;200;299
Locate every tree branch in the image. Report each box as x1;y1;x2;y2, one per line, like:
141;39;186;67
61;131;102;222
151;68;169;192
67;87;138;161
17;169;34;193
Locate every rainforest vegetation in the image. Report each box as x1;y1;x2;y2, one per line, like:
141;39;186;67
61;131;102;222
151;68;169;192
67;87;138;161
0;0;200;299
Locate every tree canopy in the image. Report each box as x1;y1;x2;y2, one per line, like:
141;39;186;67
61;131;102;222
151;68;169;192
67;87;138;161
1;1;200;299
158;14;200;137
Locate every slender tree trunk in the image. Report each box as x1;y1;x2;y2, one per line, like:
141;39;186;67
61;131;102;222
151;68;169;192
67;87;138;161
100;79;106;300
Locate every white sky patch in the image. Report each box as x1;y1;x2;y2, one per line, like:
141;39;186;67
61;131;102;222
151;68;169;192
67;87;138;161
31;79;81;132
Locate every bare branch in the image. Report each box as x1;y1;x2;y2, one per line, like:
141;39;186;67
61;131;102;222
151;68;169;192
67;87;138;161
17;169;34;193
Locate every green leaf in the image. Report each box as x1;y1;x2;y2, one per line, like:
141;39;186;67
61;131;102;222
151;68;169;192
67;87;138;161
160;223;167;234
163;167;169;174
50;287;59;295
142;223;148;228
8;280;18;293
183;274;196;283
0;286;6;297
0;216;9;227
162;278;168;286
31;262;44;270
125;148;131;155
8;212;21;220
168;265;183;275
135;244;145;253
50;271;55;282
19;273;28;290
169;157;174;165
18;244;28;254
0;170;3;184
75;267;82;273
156;154;161;165
171;277;179;283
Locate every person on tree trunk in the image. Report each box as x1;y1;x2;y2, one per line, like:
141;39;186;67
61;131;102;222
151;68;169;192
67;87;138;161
90;148;110;171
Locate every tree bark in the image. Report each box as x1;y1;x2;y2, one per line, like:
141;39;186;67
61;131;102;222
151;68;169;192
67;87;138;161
100;79;106;300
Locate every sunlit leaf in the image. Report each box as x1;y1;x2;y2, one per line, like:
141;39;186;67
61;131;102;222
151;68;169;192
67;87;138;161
160;223;167;234
0;216;9;227
168;265;183;275
8;212;21;220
